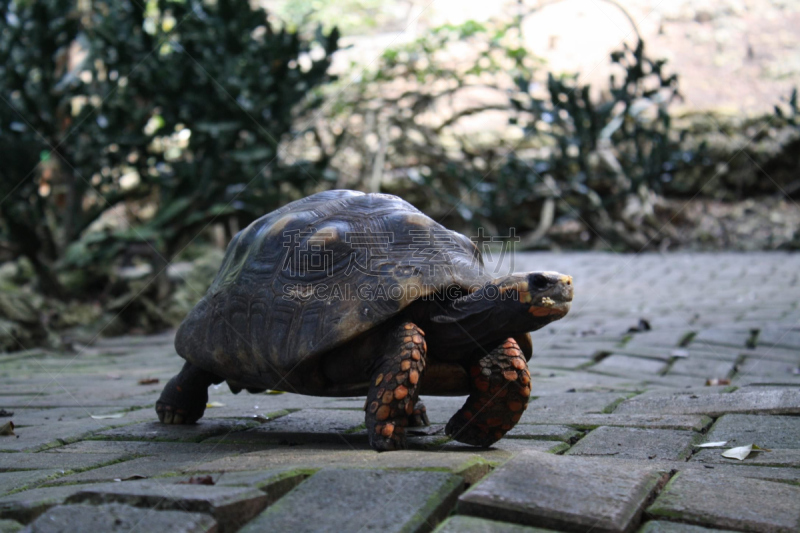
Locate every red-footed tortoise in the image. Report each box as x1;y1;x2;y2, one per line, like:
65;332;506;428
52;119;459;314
157;190;573;451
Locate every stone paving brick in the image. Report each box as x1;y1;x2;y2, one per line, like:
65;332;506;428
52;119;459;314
91;418;259;443
43;439;259;457
476;439;569;455
21;503;217;533
529;371;645;394
0;519;21;533
646;470;800;532
637;520;738;533
566;427;700;461
458;451;666;533
0;419;134;453
690;448;800;467
614;389;800;416
611;346;680;362
525;392;631;415
2;408;121;427
691;328;753;348
589;355;668;376
739;345;800;363
624;330;688;349
67;481;268;533
204;409;364;445
667;358;735;379
674;462;800;484
211;468;309;504
0;471;65;497
734;358;800;383
528;356;593;370
0;485;90;523
518;413;712;431
757;328;800;350
240;469;463;533
504;425;582;443
43;451;234;486
190;446;494;485
434;515;561;533
705;414;800;449
0;452;129;473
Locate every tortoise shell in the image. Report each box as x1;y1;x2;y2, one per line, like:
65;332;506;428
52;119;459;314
175;190;492;391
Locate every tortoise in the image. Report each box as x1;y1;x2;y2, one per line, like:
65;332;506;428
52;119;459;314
157;190;573;451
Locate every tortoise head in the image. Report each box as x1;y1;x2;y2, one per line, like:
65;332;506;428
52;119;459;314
429;271;573;340
493;271;573;331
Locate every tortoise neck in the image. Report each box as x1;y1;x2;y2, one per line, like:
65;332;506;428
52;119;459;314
425;282;529;351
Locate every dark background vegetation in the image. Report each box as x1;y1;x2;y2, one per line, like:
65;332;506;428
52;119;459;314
1;0;798;350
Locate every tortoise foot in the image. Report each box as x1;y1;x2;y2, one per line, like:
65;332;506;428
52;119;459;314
370;424;408;451
445;416;496;447
156;400;205;425
407;400;430;428
155;362;219;425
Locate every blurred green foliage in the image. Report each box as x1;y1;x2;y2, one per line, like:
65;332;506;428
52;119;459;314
324;21;691;248
0;0;338;301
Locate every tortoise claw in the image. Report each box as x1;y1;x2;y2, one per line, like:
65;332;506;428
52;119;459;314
407;401;430;427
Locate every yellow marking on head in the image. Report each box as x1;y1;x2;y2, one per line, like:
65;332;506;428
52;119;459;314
528;305;565;317
497;280;533;303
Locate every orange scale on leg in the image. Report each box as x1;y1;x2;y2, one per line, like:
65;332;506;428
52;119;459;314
503;370;518;381
507;401;524;412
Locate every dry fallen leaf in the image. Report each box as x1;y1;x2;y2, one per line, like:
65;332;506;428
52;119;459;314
705;378;731;386
206;402;225;408
721;444;771;461
0;421;14;436
90;413;126;420
694;441;728;448
178;475;215;485
138;378;160;385
721;444;753;460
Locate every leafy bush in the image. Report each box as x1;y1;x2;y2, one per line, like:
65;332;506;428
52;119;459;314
321;20;691;249
0;0;338;302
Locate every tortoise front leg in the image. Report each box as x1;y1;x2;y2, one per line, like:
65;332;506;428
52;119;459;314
446;338;531;447
365;322;427;451
156;361;224;424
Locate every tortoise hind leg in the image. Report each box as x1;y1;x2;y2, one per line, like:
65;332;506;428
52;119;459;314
446;338;531;447
365;322;427;451
156;361;223;424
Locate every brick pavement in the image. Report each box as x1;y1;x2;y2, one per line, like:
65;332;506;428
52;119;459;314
1;252;799;532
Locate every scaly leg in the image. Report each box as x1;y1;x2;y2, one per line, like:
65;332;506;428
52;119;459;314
446;338;531;447
365;322;427;451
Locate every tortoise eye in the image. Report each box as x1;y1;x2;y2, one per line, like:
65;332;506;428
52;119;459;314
531;274;549;290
